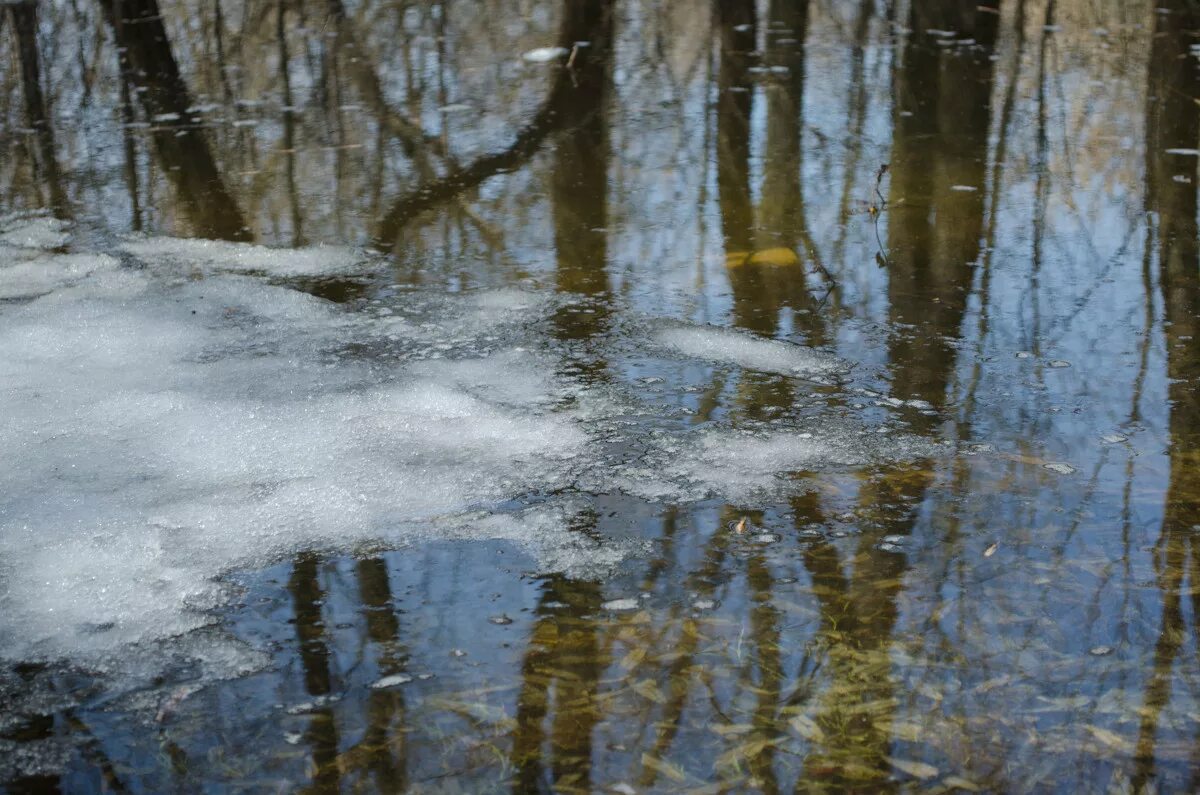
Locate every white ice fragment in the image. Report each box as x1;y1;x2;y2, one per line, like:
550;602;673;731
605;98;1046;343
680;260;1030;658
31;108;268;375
1048;360;1071;368
1100;434;1128;444
121;236;371;278
654;324;843;377
1043;462;1076;475
0;253;119;299
1016;351;1033;359
693;599;717;610
601;598;639;611
0;214;70;249
1166;148;1200;156
522;46;568;62
950;185;978;192
371;673;414;688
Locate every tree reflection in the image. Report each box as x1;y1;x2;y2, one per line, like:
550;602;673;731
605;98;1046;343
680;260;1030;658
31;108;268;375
97;0;249;240
6;1;69;218
1133;0;1200;788
288;553;341;793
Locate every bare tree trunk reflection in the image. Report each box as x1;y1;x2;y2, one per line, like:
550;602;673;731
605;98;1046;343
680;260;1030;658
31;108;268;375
288;553;341;794
97;0;250;240
550;0;615;355
1132;1;1200;788
375;0;612;248
511;570;604;793
886;1;999;409
7;0;70;218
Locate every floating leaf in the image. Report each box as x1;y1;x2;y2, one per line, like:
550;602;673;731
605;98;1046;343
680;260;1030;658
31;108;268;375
789;714;826;742
633;678;666;704
885;756;939;780
641;753;687;782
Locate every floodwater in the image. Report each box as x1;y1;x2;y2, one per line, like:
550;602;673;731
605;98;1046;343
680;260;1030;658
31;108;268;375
2;0;1200;792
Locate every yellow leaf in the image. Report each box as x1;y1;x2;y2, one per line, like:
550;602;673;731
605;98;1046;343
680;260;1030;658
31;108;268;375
748;247;801;266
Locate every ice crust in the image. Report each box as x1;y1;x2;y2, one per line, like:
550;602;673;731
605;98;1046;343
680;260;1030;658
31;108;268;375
0;221;937;668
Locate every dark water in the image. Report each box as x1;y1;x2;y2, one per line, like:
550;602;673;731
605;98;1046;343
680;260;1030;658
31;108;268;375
3;0;1200;792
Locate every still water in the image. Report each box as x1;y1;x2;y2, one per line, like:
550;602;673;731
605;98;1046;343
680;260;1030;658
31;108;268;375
2;0;1200;791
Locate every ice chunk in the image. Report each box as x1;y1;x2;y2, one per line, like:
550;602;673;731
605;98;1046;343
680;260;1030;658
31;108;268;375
0;253;118;299
522;46;568;62
0;213;70;249
653;324;843;377
121;236;373;277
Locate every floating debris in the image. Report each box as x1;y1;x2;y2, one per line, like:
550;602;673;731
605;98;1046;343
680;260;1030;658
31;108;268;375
984;542;999;557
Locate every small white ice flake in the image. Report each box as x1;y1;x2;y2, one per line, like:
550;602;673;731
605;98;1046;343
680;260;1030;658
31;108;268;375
950;185;978;192
602;598;639;611
371;674;414;689
522;47;568;63
1166;148;1200;156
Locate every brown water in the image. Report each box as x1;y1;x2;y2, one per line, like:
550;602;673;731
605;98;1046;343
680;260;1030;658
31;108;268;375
3;0;1200;792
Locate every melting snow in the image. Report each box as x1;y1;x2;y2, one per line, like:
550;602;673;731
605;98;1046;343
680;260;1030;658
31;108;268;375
0;219;939;672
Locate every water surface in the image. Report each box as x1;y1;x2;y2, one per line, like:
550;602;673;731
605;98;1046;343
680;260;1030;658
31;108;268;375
2;0;1200;792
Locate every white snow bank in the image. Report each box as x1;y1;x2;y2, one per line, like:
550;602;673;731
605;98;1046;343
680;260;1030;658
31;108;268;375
654;324;844;377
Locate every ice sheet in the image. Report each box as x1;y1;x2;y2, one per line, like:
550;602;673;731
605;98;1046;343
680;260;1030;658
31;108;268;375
0;231;940;670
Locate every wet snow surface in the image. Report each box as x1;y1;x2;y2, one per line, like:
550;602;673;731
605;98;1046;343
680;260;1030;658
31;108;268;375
0;215;940;679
